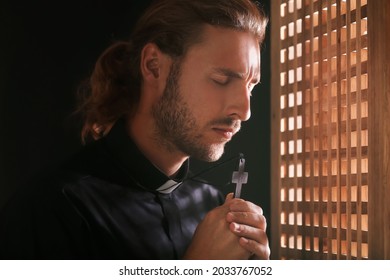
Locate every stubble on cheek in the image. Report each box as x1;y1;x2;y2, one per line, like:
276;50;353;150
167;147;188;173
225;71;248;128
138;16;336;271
152;96;226;161
150;60;229;162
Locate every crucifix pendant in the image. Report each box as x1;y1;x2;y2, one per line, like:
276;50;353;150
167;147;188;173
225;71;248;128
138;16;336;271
231;155;248;198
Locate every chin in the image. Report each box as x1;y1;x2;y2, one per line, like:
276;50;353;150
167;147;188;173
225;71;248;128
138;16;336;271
202;144;225;162
184;140;226;162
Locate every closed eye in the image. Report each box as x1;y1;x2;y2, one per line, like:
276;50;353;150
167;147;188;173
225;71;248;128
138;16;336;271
212;77;230;86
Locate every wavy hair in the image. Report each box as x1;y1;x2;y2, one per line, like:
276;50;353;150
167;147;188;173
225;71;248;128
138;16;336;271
77;0;268;143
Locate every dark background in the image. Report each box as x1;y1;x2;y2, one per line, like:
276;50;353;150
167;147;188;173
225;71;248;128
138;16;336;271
0;0;271;237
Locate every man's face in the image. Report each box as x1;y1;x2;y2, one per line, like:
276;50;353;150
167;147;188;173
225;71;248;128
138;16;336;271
152;25;261;162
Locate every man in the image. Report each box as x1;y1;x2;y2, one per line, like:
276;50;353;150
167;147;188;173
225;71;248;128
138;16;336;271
0;0;269;259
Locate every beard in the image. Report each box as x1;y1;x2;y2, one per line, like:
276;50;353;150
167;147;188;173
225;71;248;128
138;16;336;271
151;61;240;162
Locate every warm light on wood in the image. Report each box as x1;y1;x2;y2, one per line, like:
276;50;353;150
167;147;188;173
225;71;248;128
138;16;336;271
271;0;375;259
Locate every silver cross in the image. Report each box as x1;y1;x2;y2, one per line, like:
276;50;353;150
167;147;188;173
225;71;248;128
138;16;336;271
231;156;248;198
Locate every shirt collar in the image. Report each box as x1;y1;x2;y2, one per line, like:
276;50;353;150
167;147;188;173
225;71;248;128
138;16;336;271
103;118;189;193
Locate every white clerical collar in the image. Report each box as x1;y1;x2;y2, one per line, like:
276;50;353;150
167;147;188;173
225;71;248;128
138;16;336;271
156;179;182;194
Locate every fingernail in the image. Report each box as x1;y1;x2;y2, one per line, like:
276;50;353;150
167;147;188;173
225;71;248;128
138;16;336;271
233;223;241;232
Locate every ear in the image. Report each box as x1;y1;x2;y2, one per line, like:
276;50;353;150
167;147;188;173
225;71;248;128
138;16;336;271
140;43;164;81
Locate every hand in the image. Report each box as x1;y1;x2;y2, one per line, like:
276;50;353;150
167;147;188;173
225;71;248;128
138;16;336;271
226;194;270;260
183;194;252;260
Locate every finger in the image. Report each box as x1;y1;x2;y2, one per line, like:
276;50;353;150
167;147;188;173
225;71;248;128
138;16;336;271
226;212;267;230
229;222;268;245
229;222;270;260
219;193;234;210
239;237;270;260
225;192;234;202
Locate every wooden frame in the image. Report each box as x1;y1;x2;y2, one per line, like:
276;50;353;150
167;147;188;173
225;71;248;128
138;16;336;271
367;0;390;260
271;0;390;259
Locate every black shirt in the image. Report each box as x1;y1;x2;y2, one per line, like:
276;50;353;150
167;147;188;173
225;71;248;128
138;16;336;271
0;120;224;259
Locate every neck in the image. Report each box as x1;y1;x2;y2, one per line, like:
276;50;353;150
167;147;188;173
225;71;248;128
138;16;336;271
125;114;188;177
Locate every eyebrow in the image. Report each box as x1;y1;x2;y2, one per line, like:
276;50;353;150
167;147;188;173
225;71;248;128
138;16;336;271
212;67;260;84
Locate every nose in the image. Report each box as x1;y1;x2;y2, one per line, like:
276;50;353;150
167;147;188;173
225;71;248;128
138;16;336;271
227;86;251;122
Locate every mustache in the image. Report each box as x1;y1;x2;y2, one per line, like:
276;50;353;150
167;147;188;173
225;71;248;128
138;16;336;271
208;117;241;131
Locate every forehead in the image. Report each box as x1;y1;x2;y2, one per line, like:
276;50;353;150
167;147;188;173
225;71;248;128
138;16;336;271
183;25;261;79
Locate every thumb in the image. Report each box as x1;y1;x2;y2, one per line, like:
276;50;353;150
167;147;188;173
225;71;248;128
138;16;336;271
225;192;234;202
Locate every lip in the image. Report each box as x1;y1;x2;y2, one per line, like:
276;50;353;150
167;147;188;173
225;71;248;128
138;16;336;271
212;127;235;140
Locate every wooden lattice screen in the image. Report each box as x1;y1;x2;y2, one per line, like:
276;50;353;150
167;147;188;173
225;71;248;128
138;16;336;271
271;0;370;259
